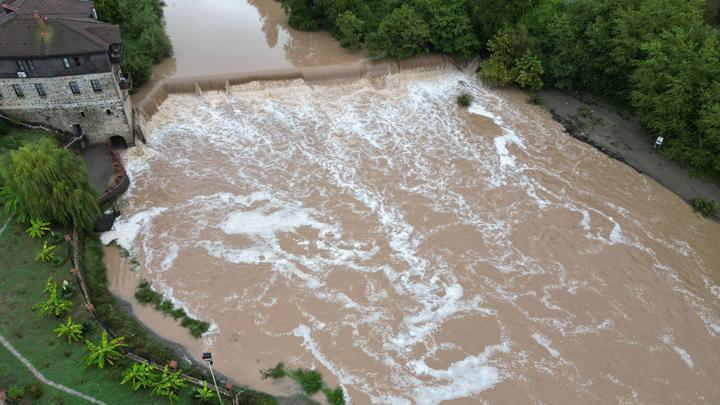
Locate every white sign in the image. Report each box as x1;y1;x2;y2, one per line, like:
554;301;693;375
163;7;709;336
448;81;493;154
16;71;27;78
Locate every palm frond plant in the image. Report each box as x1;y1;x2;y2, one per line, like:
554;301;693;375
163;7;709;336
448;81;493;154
26;218;50;239
84;331;127;369
34;278;73;318
121;361;158;391
53;316;84;343
194;381;217;403
43;277;57;294
35;241;57;263
151;365;188;404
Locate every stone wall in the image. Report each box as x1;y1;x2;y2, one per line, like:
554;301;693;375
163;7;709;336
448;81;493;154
0;68;133;145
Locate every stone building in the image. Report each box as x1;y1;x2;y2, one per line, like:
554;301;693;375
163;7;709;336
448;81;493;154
0;0;134;146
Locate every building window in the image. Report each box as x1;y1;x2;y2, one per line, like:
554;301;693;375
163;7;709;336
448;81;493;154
69;81;80;94
27;60;34;70
80;111;85;118
91;79;102;93
74;57;81;66
62;57;71;69
12;84;24;98
35;83;47;97
16;60;28;71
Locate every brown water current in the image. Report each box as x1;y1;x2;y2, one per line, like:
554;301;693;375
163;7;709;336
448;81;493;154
103;65;720;403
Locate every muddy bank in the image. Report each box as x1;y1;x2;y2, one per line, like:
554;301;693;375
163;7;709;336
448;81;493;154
540;90;720;218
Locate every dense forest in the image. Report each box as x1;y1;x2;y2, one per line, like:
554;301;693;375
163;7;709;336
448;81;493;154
94;0;172;88
281;0;720;180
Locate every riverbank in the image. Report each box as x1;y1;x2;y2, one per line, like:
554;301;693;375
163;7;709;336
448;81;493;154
539;90;720;220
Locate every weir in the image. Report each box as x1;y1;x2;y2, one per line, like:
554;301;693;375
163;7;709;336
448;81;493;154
134;54;458;119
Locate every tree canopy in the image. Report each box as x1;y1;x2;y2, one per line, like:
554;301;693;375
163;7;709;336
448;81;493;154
0;139;100;232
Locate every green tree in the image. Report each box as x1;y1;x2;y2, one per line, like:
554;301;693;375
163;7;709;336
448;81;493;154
630;25;719;141
85;331;127;369
367;4;431;58
121;361;159;391
512;51;544;90
414;0;479;59
467;0;539;44
281;0;322;30
335;11;363;50
151;365;188;403
0;139;100;232
53;316;84;343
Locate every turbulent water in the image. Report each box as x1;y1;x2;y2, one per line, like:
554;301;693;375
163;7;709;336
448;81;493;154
104;69;720;403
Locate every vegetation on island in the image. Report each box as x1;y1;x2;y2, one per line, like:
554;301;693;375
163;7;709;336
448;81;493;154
94;0;173;88
263;362;346;405
135;279;211;338
281;0;720;187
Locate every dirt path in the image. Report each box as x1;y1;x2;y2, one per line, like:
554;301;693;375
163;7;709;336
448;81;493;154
540;90;720;210
0;335;106;404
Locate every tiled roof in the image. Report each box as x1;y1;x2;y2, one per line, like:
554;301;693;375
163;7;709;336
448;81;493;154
0;0;120;57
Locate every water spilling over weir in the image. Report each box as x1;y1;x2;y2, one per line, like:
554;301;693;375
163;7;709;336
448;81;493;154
104;66;720;403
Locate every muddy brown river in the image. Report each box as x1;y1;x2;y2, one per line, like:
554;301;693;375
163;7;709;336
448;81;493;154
104;1;720;403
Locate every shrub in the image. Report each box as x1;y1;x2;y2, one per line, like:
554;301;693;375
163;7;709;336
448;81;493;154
121;361;158;391
151;365;188;403
288;368;323;395
84;331;127;368
34;277;73;318
180;317;210;338
54;316;84;343
35;241;57;263
194;381;217;403
26;218;50;239
261;362;286;379
456;92;473;108
135;280;161;305
322;386;346;405
8;385;25;400
692;198;717;217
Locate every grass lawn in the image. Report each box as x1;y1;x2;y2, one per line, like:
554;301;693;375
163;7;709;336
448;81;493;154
0;217;198;403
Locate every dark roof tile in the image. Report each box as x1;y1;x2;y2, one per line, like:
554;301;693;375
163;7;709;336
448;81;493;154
0;0;120;58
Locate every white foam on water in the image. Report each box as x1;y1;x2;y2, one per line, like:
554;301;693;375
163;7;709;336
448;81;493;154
220;206;331;238
410;340;510;404
660;334;694;369
532;333;561;358
494;133;525;169
100;207;166;249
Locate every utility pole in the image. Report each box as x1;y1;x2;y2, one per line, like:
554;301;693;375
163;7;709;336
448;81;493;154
202;352;223;405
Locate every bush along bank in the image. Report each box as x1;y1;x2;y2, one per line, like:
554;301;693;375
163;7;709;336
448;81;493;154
135;279;211;338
